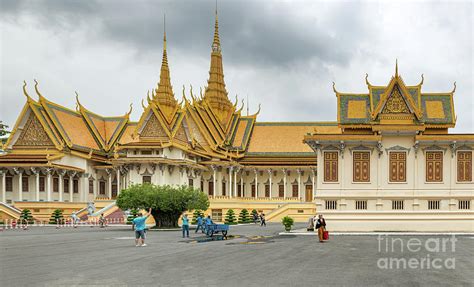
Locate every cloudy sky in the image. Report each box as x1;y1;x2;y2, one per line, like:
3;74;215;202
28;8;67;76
1;0;472;132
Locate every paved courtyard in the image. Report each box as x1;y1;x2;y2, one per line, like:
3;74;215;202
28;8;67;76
1;223;473;287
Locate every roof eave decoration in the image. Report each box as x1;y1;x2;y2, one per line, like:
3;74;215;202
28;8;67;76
3;81;65;151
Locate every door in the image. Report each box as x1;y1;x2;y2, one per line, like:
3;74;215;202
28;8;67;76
305;185;313;202
251;184;256;197
265;185;270;197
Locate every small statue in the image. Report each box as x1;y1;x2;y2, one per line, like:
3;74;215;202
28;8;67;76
87;202;95;215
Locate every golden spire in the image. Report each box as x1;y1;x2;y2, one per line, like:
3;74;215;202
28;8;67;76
395;59;398;77
203;5;233;125
154;14;177;113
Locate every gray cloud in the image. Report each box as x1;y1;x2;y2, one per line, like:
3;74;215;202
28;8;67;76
0;0;472;133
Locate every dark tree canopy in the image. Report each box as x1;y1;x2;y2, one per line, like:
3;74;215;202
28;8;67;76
116;184;209;228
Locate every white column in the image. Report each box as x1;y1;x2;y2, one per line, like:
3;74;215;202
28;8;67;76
46;170;52;202
116;168;121;196
213;166;217;198
18;172;23;202
268;169;272;199
254;169;258;199
240;171;244;197
229;167;233;198
234;168;238;197
283;169;287;199
94;177;98;199
69;175;73;202
35;171;40;201
312;168;316;201
1;171;6;203
297;169;302;201
108;172;112;199
317;149;323;194
59;172;64;202
82;174;88;202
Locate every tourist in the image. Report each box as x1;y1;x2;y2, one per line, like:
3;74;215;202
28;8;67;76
195;214;204;233
71;211;79;228
205;215;213;232
260;213;266;227
307;215;315;231
182;214;190;238
132;208;152;247
252;212;258;224
99;213;106;228
316;214;327;243
205;215;213;226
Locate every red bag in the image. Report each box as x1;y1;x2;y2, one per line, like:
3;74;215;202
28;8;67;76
323;230;329;240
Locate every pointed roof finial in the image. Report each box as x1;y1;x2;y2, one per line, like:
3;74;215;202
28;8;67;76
395;59;398;77
212;0;220;52
163;14;166;51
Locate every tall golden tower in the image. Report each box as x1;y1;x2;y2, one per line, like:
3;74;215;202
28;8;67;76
203;8;234;126
153;17;178;122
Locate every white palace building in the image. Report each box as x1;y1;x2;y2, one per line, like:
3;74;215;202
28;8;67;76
0;11;473;231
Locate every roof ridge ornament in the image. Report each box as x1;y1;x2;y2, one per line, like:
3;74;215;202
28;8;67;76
365;73;371;87
418;74;424;86
126;103;133;117
22;80;32;100
452;81;456;93
75;91;82;112
33;79;45;100
332;82;339;94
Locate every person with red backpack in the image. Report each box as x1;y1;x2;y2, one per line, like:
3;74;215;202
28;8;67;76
316;214;327;243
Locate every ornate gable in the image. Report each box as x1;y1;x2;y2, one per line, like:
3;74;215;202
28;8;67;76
14;113;54;147
381;85;410;114
141;113;168;138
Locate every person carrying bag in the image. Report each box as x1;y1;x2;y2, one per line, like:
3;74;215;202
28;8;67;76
315;214;327;243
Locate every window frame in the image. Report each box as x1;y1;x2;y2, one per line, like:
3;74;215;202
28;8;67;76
425;150;444;183
323;151;339;183
388;151;407;183
352;151;371;183
456;150;472;183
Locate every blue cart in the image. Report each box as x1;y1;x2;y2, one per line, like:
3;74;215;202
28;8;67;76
206;224;229;239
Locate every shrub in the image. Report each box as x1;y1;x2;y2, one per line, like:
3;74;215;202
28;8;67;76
251;209;258;217
238;209;252;224
224;209;237;225
20;209;34;224
49;209;64;224
282;216;294;232
191;209;204;224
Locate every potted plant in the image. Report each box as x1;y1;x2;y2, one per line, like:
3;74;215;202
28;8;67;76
282;216;294;232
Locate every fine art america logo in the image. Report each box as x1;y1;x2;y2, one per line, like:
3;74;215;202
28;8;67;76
377;235;457;270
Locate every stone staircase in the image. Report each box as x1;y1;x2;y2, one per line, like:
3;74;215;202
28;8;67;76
266;202;317;222
0;202;22;220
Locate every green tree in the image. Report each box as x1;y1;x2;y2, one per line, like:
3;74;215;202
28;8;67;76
191;209;204;224
20;209;34;224
224;209;237;225
49;209;64;224
126;208;139;225
116;184;209;228
0;121;9;145
238;209;251;224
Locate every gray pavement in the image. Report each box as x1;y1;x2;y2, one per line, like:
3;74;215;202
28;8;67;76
0;223;473;287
